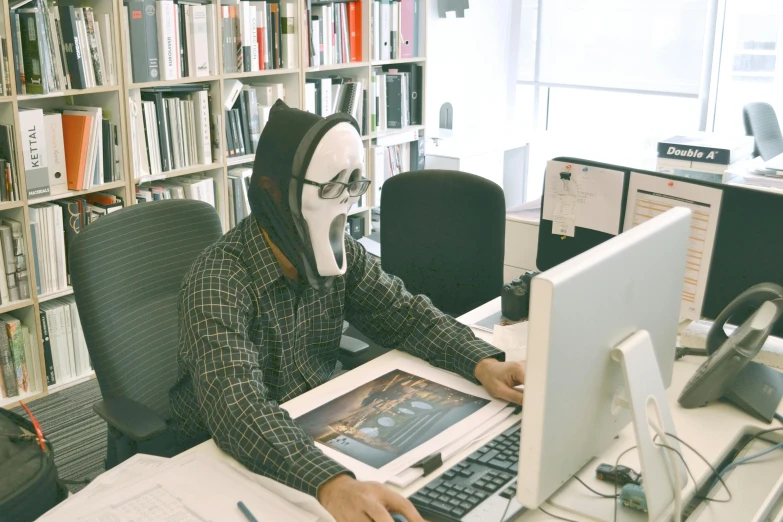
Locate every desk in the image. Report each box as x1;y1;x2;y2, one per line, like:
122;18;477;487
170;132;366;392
53;298;783;522
458;299;783;521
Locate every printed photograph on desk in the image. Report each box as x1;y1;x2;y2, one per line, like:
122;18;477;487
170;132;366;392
284;351;509;482
297;370;490;468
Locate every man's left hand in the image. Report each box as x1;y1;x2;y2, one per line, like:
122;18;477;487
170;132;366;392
474;358;525;405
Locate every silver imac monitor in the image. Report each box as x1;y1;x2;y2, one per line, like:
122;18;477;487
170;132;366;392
518;207;692;520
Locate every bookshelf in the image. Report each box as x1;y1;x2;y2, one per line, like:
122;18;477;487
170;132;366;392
0;0;428;409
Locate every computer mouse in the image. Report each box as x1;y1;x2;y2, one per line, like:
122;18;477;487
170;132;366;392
390;514;408;522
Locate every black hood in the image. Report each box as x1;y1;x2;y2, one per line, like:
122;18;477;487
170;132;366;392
247;99;359;292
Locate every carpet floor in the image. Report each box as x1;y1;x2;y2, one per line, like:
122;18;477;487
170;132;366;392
11;379;106;492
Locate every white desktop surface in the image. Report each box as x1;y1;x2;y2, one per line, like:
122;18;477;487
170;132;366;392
408;298;783;521
59;298;783;522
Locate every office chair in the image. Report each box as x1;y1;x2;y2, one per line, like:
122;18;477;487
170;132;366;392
69;200;223;469
743;102;783;161
380;170;506;317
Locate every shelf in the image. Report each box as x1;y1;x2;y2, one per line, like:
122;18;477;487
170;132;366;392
0;200;24;211
371;57;426;66
17;84;120;101
227;154;256;167
28;181;127;204
223;68;299;80
371;125;425;140
306;62;370;73
0;96;12;103
38;287;73;303
0;299;34;315
129;75;221;89
136;163;223;184
47;371;96;394
0;388;45;409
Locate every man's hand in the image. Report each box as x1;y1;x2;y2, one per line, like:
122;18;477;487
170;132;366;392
474;358;526;405
318;474;424;522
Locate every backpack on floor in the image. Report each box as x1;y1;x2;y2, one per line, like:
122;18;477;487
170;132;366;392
0;406;66;522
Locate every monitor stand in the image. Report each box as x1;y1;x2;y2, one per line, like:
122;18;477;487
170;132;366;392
549;330;688;522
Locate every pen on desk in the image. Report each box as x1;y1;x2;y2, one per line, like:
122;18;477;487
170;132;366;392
237;501;259;522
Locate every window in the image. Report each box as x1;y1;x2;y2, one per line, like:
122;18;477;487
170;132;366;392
711;0;783;133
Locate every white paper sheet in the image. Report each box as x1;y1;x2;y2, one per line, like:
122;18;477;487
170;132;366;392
180;441;335;522
623;172;722;321
282;351;509;483
40;451;319;522
542;160;625;236
492;321;529;362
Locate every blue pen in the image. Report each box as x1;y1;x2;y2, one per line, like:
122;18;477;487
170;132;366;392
237;501;259;522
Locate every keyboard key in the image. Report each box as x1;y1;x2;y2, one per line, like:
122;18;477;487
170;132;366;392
453;485;465;492
478;450;500;464
467;451;484;462
427;492;440;499
443;471;457;480
457;493;468;501
439;495;451;502
476;491;489;500
489;459;513;470
468;496;480;504
449;499;462;507
500;490;514;499
435;486;448;494
460;501;473;510
432;501;452;513
412;494;430;505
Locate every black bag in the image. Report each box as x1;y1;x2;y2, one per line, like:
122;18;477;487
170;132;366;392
0;407;66;522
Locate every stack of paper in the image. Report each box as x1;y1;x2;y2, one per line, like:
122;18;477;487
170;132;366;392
38;450;329;522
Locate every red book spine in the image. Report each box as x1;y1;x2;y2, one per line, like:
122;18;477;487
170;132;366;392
348;1;361;62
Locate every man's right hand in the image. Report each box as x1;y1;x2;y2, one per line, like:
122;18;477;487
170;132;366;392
318;474;424;522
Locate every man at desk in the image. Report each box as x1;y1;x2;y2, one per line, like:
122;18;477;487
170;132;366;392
170;101;525;522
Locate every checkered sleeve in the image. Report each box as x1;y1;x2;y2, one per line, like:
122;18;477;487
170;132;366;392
179;256;353;498
343;237;504;383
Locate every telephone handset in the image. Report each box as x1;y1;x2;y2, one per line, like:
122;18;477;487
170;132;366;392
678;283;783;422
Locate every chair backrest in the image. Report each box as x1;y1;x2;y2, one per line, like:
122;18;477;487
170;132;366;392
69;200;223;420
380;170;506;316
743;102;783;161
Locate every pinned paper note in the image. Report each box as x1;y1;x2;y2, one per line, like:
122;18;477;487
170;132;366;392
542;161;625;237
553;194;577;237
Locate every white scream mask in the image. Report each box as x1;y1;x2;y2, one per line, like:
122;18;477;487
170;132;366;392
291;122;365;277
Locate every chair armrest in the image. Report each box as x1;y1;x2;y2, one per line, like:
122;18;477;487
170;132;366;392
93;397;168;441
340;335;370;356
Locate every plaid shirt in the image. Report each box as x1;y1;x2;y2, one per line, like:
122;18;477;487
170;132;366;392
169;216;503;498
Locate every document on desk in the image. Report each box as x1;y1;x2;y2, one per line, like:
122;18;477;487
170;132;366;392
39;452;320;522
282;351;509;483
542;160;625;237
623;172;722;321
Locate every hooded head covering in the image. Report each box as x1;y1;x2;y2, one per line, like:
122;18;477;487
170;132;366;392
247;99;364;292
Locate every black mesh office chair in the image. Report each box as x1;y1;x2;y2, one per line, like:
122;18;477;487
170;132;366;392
69;200;223;469
743;102;783;161
380;170;506;317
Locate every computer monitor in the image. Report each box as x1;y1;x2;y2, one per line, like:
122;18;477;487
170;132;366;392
518;207;692;520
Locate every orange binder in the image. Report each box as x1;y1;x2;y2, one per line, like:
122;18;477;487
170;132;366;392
61;114;92;191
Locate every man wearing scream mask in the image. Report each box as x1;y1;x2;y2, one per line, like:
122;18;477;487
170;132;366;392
170;100;525;522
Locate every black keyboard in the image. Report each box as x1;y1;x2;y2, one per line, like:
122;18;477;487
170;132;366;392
409;422;525;522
